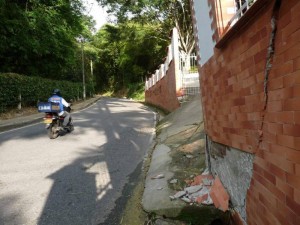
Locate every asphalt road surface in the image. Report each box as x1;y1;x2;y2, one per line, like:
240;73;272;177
0;98;156;225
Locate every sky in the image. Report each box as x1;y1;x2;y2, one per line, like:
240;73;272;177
82;0;109;30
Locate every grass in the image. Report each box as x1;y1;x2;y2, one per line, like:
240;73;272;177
101;83;145;102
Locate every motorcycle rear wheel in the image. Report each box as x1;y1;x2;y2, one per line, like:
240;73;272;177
48;123;59;139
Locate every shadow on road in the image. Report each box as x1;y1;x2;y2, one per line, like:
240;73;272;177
34;98;155;225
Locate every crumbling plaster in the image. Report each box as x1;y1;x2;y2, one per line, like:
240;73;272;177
206;137;254;224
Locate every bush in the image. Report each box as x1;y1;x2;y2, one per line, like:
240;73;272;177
0;73;94;113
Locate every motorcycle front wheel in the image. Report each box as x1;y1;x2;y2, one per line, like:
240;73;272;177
48;123;59;139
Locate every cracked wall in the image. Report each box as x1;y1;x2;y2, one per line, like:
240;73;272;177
191;0;300;224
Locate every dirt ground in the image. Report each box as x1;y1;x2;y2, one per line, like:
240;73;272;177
0;107;37;120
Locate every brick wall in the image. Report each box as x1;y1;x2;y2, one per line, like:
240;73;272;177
199;0;300;224
145;60;180;113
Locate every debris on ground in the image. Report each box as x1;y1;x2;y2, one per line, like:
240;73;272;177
169;169;230;212
169;179;178;184
151;174;165;179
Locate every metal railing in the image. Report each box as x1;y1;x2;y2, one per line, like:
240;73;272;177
228;0;257;28
179;53;198;74
179;53;200;98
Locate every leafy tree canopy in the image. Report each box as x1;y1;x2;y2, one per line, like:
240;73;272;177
0;0;93;80
91;22;168;93
96;0;195;55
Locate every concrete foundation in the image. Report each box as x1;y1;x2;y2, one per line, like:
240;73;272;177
206;136;254;224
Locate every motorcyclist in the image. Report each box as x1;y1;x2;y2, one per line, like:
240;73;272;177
48;89;72;126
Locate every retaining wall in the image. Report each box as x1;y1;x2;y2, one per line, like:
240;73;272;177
145;60;180;113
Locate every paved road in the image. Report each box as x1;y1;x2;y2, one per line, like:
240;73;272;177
0;98;155;225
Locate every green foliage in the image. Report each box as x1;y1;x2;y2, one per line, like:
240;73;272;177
0;73;94;113
127;83;145;101
91;22;168;93
0;0;93;80
97;0;195;54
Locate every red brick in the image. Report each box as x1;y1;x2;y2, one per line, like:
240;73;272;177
293;85;300;97
254;156;269;171
277;201;298;225
254;204;271;225
277;134;296;150
271;61;294;78
258;193;276;213
269;162;286;181
294;112;300;125
276;177;293;199
282;19;300;41
285;44;300;62
266;111;294;124
291;1;300;16
295;188;300;204
286;195;300;215
266;100;283;112
253;163;264;176
250;82;264;94
294;57;300;71
274;209;291;225
284;98;300;111
264;130;277;144
245;93;263;105
283;72;299;87
247;112;262;121
227;75;237;85
268;76;284;90
296;164;300;176
268;87;293;101
264;151;294;173
287;173;300;189
263;169;276;184
278;8;291;29
283;124;300;137
253;173;278;203
268;181;286;203
254;49;267;64
258;200;282;225
254;61;265;75
267;123;283;135
286;148;300;164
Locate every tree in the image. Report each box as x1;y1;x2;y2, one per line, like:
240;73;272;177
96;0;195;56
0;0;94;81
91;22;168;93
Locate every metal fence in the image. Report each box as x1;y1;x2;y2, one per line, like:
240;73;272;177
179;53;200;98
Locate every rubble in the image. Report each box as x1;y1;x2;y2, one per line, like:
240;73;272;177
151;174;165;179
185;154;194;159
169;179;178;184
184;185;203;194
169;170;229;212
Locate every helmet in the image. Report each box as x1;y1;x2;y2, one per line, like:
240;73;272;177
52;89;61;96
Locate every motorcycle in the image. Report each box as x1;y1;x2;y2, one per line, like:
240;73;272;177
38;102;74;139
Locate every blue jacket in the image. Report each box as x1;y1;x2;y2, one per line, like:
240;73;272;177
48;95;64;112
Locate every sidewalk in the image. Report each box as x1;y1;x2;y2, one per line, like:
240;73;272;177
0;96;101;132
142;96;226;225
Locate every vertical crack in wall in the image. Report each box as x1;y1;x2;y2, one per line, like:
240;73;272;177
257;0;282;150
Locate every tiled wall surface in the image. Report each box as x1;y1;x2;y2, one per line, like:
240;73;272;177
145;60;180;113
197;0;300;224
